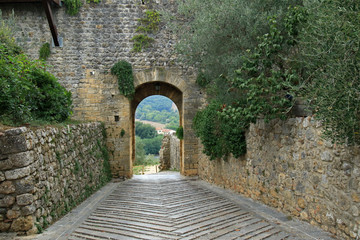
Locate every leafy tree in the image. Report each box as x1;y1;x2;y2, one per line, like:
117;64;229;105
295;0;360;145
135;121;157;139
135;136;146;165
167;0;305;159
142;135;163;155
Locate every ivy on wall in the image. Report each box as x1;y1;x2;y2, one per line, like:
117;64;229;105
62;0;82;15
111;60;135;99
63;0;101;15
132;9;160;52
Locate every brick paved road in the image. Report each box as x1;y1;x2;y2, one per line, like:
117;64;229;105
60;173;334;240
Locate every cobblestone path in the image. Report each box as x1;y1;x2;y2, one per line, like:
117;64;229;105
64;174;333;240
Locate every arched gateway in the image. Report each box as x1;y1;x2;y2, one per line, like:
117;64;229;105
128;68;201;178
0;1;203;179
73;67;202;178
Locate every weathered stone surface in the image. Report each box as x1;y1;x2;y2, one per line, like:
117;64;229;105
5;166;31;180
0;181;16;194
0;222;10;232
0;135;27;155
10;216;33;232
14;178;34;195
0;123;110;234
16;193;33;206
6;210;20;219
0;196;15;208
21;203;36;216
8;151;34;169
198;116;360;240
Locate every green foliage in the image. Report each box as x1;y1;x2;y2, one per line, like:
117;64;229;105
135;121;157;139
87;0;100;3
73;159;81;175
132;10;160;52
39;43;50;61
135;152;159;166
120;128;125;137
111;60;135;99
170;0;300;82
131;34;154;52
135;136;146;165
176;126;183;140
193;101;246;160
137;135;163;155
192;8;302;160
135;95;179;126
0;22;72;125
63;0;82;15
97;138;112;183
137;10;161;32
295;0;360;145
175;0;360;151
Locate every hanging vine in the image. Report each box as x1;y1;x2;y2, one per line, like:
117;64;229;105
110;60;135;99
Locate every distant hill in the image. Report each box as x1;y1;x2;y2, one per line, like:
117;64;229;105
135;95;179;129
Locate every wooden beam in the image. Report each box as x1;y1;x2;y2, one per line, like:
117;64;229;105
42;0;59;46
0;0;60;6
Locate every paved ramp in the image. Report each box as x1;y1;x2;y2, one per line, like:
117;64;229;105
63;173;333;240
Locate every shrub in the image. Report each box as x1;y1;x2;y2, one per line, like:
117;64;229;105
0;16;72;125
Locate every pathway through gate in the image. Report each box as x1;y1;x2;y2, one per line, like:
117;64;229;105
28;172;331;240
27;172;335;240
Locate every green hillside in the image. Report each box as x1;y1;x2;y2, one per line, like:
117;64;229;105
135;95;179;130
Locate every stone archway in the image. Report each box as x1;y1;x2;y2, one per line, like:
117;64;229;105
131;82;183;172
120;67;201;178
71;67;201;179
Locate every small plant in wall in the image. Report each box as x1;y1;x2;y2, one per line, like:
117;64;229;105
39;43;50;60
176;126;183;140
111;60;135;99
121;128;126;137
132;9;160;52
62;0;82;15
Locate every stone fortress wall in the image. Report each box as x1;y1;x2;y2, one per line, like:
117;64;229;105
198;117;360;240
159;133;180;171
1;1;359;239
0;0;202;178
0;123;109;234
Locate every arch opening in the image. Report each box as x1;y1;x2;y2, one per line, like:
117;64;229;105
130;81;183;176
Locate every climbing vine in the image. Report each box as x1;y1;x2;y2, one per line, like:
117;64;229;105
132;10;160;52
111;60;135;99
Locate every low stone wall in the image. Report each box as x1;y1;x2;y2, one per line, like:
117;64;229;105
159;134;180;171
198;116;360;239
0;122;111;235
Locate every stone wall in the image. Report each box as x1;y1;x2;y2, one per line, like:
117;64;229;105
0;123;110;235
198;116;360;240
159;133;180;170
0;0;202;178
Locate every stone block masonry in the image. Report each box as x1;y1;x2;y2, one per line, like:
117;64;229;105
0;0;202;178
198;116;360;240
0;122;110;235
159;133;180;171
